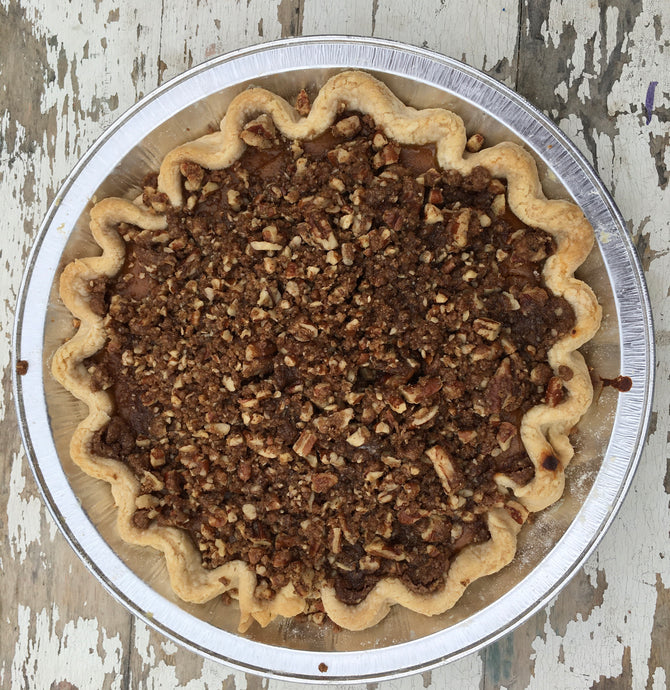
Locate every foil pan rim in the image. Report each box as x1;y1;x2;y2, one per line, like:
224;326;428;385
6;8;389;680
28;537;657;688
13;36;654;684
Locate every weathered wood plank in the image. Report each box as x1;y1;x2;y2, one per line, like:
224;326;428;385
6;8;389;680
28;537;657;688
0;1;163;688
302;0;520;86
156;0;296;84
479;1;670;688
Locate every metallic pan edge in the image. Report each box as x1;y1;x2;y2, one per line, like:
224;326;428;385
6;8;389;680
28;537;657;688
13;36;654;684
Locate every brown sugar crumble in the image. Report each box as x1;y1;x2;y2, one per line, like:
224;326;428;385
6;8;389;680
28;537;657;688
84;111;575;613
16;359;29;376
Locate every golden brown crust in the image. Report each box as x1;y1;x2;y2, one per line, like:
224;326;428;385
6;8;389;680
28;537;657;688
52;70;601;632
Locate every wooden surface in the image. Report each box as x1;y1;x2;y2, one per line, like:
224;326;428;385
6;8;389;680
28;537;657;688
1;1;668;688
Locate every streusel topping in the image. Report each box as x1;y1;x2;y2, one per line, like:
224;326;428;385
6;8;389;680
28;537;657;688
86;105;575;613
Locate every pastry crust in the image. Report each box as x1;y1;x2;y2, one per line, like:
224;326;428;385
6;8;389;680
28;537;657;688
52;71;601;632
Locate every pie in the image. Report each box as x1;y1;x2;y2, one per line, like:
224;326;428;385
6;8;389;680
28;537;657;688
52;71;601;632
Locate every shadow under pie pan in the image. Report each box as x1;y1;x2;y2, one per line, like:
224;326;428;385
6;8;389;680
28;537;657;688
13;37;654;683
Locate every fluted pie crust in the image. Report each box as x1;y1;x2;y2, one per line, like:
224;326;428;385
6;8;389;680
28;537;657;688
52;71;601;632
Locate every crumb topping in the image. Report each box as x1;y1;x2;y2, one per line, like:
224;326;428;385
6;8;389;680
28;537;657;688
85;110;575;611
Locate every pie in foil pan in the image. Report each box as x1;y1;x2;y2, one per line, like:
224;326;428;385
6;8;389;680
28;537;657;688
13;38;653;683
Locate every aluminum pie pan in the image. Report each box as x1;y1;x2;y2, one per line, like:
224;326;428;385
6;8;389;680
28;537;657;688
12;36;654;683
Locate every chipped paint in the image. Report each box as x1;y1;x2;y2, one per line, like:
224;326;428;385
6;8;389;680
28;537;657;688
646;573;670;689
8;605;124;690
6;452;49;563
1;0;668;688
276;0;303;38
590;646;634;689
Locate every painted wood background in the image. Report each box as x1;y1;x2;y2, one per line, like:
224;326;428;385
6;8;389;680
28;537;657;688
1;0;668;688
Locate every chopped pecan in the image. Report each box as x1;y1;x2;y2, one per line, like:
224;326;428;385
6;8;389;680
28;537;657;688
293;430;317;458
411;406;439;427
448;208;471;247
545;376;565;407
372;142;400;168
240;114;276;149
400;377;442;404
473;317;502;341
466;133;485;153
421;515;450;543
250;240;283;251
180;161;205;191
426;446;462;493
290;319;319;342
295;89;311;116
416;168;441;186
364;539;406;561
346;427;371;447
332;115;361;138
496;421;517;451
311;472;338;493
424;203;444;225
313;408;354;434
491;193;506;216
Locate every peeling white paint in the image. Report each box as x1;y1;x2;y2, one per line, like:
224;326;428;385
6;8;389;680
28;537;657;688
604;6;620;66
10;604;123;689
131;619;234;689
528;3;670;685
6;454;46;564
160;639;179;656
529;550;659;689
133;617;156;668
652;667;667;689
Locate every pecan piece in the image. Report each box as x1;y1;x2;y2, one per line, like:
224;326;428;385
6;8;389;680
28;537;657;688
428;188;444;205
290;319;319;342
491;193;506;216
313;408;354;434
411;406;439;427
416;168;441;187
364;539;406;561
250;240;283;252
180;161;205;191
240;114;276;149
372;142;400;169
400;376;442;404
448;208;471;248
332;115;361;138
295;88;311;116
426;446;462;493
473;317;502;341
423;203;444;225
311;472;338;493
545;376;565;407
299;216;339;250
466;132;485;153
496;421;517;451
293;430;318;458
346;426;371;447
421;515;450;543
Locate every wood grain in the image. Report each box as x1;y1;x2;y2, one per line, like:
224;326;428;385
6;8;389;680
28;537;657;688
1;0;668;688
